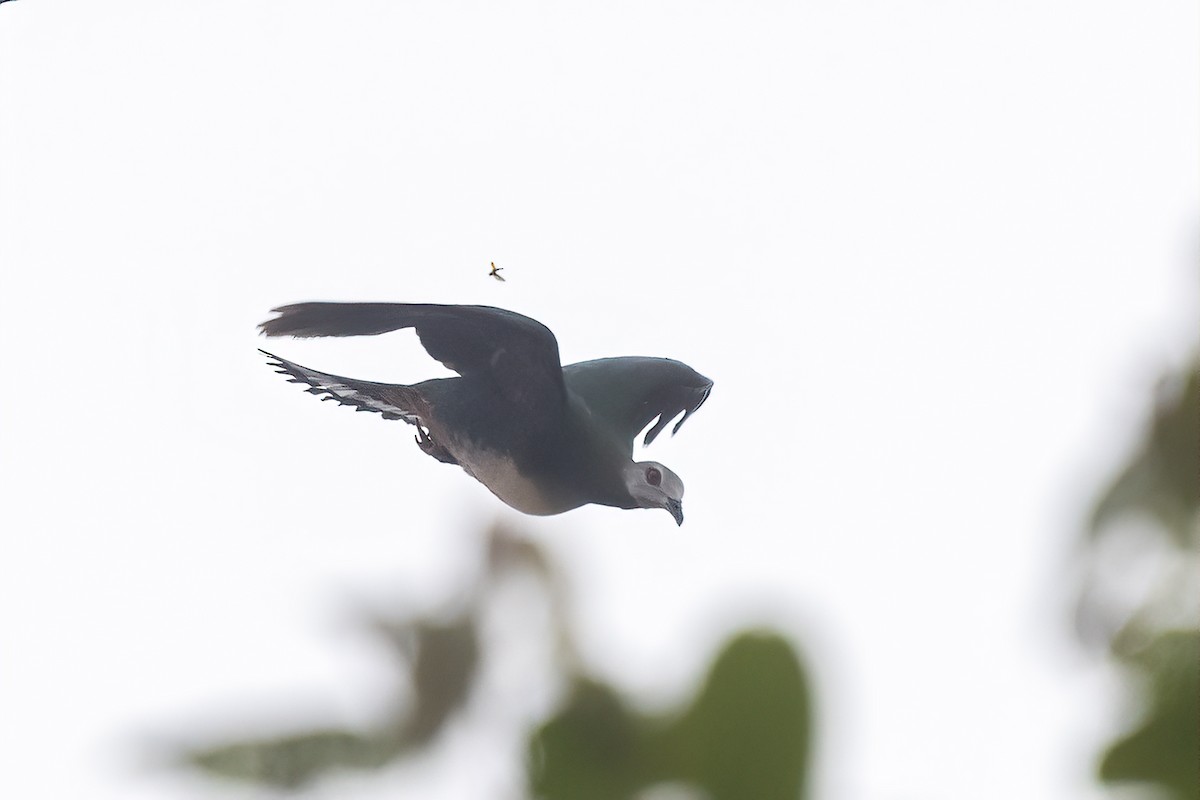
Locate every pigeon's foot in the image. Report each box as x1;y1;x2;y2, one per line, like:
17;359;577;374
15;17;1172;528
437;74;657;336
415;425;458;465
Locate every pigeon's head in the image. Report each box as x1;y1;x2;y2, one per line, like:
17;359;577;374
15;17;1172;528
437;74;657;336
624;461;685;525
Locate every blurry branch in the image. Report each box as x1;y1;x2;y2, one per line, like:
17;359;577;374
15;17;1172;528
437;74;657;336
182;613;477;788
175;524;568;790
1088;370;1198;552
358;613;479;747
1075;354;1200;800
486;523;582;673
180;613;479;790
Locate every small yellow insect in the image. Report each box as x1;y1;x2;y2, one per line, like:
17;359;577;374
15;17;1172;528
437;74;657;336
488;262;506;282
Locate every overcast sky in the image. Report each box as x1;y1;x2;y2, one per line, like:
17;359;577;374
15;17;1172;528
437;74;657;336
1;2;1197;799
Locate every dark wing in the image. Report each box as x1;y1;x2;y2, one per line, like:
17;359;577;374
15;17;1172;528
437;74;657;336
563;357;712;451
259;303;566;415
260;349;429;424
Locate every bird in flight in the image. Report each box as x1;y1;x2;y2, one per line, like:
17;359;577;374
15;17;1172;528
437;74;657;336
488;262;505;282
258;303;711;524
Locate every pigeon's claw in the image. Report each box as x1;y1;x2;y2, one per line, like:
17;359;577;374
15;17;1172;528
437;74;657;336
414;424;459;465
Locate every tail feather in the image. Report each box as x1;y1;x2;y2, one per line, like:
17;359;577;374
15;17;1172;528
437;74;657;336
260;349;426;424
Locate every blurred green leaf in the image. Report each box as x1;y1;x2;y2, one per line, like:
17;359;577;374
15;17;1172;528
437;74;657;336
1099;630;1200;800
662;632;812;800
530;680;646;800
530;631;812;800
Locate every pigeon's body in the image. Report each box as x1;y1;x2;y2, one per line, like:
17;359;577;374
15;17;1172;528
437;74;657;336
259;303;711;524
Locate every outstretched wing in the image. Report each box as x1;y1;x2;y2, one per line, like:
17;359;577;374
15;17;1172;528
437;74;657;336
563;357;712;451
259;303;565;418
260;349;428;425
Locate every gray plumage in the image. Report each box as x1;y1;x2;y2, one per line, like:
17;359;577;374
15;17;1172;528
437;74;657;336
259;302;711;525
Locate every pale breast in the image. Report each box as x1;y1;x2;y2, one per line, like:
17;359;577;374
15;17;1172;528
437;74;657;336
452;446;574;516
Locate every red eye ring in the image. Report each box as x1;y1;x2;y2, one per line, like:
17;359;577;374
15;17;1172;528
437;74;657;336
646;466;662;487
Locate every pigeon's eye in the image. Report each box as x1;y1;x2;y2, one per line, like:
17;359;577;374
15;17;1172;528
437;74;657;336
645;466;662;486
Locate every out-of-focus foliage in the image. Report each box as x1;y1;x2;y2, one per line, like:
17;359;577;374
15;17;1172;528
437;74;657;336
531;632;811;800
172;526;814;798
182;612;479;789
1077;356;1199;800
1089;369;1199;550
1097;630;1199;797
174;528;524;789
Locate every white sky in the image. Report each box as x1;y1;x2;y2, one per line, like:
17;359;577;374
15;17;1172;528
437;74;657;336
1;1;1196;799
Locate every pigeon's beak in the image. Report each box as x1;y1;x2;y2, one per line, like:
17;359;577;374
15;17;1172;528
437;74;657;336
666;498;684;526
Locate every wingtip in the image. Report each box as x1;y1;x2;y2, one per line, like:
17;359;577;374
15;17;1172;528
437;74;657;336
258;305;307;338
257;317;287;338
670;409;693;437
